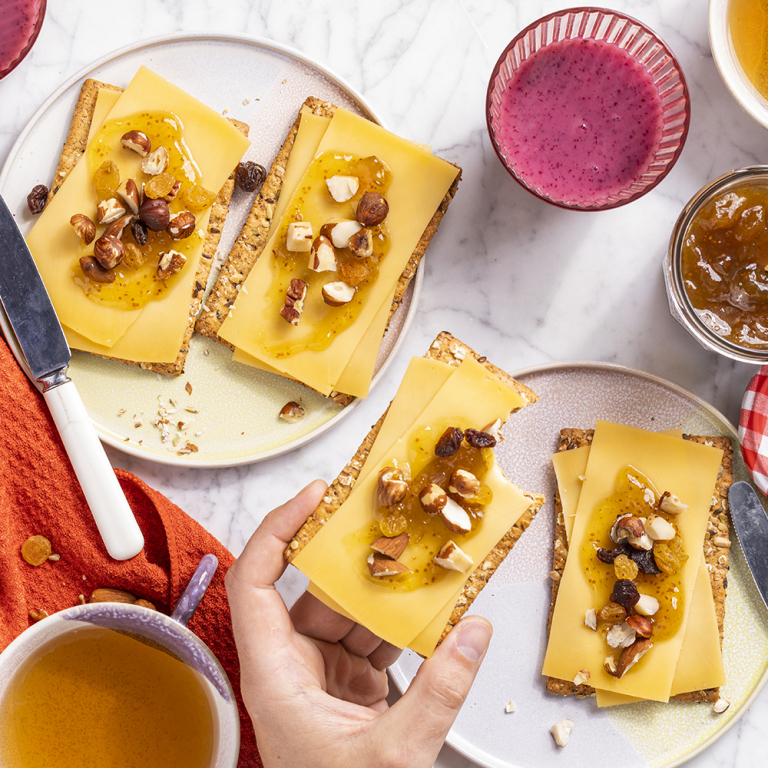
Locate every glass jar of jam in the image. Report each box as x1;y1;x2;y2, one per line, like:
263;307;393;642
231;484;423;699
666;166;768;364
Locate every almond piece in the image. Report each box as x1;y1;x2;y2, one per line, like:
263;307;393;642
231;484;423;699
117;178;140;214
322;281;355;307
438;496;472;534
320;219;363;249
634;594;660;616
326;175;359;202
550;719;574;748
97;197;126;224
614;637;653;678
279;402;304;423
141;145;170;175
606;621;637;649
89;588;137;604
419;483;447;515
367;553;410;577
644;515;675;541
434;540;474;573
626;614;653;638
584;608;597;631
573;669;590;686
659;491;688;515
309;235;337;272
371;532;409;560
449;469;480;499
121;130;151;156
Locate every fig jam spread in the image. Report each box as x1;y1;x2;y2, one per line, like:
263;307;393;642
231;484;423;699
681;183;768;349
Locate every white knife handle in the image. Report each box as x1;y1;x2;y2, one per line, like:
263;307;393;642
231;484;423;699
43;380;144;560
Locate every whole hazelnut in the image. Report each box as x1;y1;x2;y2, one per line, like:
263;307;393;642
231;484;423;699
93;235;125;269
139;198;170;232
70;213;95;245
356;191;389;227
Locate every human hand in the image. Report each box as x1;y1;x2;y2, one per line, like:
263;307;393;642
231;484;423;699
225;480;493;768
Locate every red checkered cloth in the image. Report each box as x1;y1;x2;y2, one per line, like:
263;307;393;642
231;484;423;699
739;365;768;495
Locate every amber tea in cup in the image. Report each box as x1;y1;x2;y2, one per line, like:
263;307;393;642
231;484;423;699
0;555;239;768
0;625;214;767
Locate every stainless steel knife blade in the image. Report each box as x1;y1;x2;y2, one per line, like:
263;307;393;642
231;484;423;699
0;194;70;382
0;193;143;560
729;480;768;609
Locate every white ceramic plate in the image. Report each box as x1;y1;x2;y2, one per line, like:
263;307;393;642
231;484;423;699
390;362;768;768
0;32;421;467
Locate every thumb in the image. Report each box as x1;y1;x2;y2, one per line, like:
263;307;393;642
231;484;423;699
384;617;492;761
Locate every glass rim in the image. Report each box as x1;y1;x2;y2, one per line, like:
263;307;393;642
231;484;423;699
485;6;691;211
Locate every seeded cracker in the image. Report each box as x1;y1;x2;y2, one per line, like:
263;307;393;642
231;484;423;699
545;429;732;703
195;98;462;406
284;331;545;647
50;78;249;376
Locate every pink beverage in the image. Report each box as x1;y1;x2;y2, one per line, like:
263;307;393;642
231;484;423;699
497;37;663;206
0;0;46;80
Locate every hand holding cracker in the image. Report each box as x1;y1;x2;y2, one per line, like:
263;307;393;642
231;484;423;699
226;480;493;767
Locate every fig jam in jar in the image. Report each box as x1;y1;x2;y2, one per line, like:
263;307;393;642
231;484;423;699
681;182;768;349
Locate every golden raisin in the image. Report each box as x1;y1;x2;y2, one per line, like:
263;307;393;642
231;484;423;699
123;243;149;270
21;535;52;566
181;184;217;211
143;172;176;199
613;554;639;580
654;536;688;575
379;511;407;537
460;480;494;506
337;258;371;287
93;160;120;199
598;602;627;624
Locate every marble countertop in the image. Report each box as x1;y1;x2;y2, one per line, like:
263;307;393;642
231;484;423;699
2;0;768;765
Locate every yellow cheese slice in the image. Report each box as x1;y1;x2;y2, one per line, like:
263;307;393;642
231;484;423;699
219;108;459;397
307;355;457;622
542;421;723;702
551;435;725;705
28;66;250;361
294;356;531;652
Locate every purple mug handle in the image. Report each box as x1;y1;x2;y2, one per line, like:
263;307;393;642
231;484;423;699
171;554;218;627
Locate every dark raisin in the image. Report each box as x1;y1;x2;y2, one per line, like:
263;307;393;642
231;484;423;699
435;427;464;457
596;543;631;564
236;161;266;192
611;579;640;610
465;428;496;449
630;548;662;575
27;184;48;214
131;218;148;246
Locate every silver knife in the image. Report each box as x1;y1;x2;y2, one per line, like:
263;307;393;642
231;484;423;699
729;480;768;609
0;193;144;560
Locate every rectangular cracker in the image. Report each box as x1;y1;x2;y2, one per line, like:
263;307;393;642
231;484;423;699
195;97;462;404
285;331;544;646
545;428;732;703
48;78;248;375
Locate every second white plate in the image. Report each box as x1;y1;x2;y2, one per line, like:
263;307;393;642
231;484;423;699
390;362;768;768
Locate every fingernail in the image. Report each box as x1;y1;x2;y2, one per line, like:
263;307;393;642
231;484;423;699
454;618;492;662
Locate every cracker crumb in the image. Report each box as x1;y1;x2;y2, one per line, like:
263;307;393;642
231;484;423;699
117;408;126;417
222;107;229;114
504;701;516;713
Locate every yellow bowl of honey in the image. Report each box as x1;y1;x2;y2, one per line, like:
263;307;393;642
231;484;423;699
666;166;768;363
710;0;768;127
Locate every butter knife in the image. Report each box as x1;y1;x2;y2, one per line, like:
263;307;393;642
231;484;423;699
729;480;768;609
0;194;144;560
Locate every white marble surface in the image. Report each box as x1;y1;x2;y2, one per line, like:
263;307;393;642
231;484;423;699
2;0;768;766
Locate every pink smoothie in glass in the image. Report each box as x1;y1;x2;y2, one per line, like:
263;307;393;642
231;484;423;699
497;37;663;205
0;0;45;80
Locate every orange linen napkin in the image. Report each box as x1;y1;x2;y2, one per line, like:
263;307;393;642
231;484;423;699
0;336;261;767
